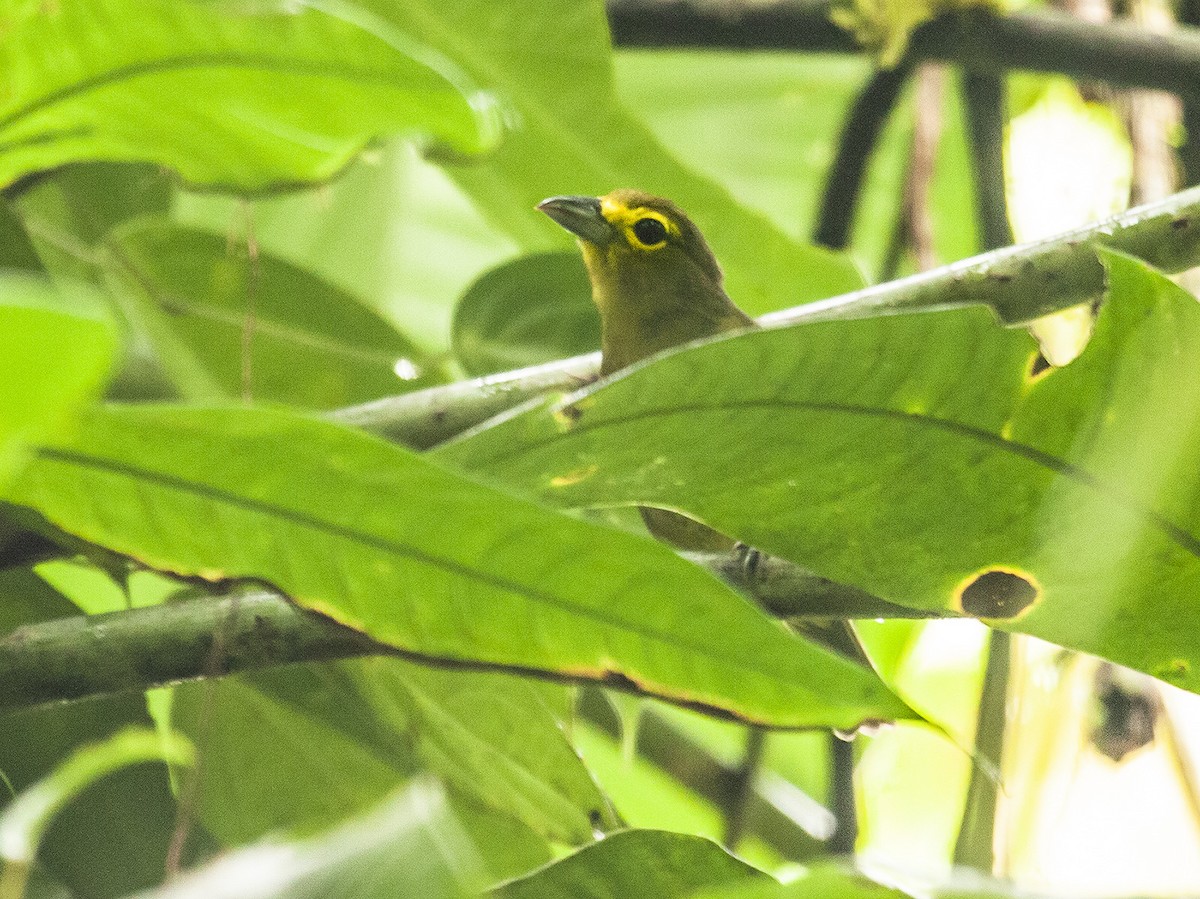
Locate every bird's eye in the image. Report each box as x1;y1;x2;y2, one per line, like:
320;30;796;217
632;217;668;247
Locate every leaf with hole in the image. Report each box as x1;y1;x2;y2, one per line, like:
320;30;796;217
3;405;913;729
438;253;1200;694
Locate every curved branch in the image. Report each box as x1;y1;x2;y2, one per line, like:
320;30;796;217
814;58;916;250
336;186;1200;448
607;2;1200;97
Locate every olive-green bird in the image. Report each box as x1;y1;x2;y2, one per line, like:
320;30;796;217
538;189;756;554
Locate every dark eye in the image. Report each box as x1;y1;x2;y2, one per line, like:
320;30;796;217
632;217;667;246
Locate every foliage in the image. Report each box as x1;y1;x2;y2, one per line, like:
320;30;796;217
2;0;1200;897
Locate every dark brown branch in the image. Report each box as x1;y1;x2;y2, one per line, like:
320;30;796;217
607;2;1200;98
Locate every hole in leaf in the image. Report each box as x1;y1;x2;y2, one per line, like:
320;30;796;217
1028;351;1052;379
956;568;1040;618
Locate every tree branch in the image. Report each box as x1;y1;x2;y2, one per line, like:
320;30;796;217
607;2;1200;97
0;554;926;712
336;186;1200;449
813;57;916;250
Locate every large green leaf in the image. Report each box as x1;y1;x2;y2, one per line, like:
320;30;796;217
0;274;117;489
104;220;444;406
452;252;598;376
490;829;769;899
360;661;619;843
0;0;499;192
0;568;215;897
172;672;407;845
3;405;910;729
380;0;862;315
172;661;554;881
437;254;1200;692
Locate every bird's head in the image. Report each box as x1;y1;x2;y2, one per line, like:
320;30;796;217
537;189;723;294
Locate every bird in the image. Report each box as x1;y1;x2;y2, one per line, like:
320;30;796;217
540;190;868;674
537;189;756;554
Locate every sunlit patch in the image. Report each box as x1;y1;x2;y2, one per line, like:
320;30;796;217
549;465;598;489
1028;305;1095;368
392;358;421;380
954;566;1041;619
1007;83;1131;244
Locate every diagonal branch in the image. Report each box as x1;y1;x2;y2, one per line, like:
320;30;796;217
332;185;1200;450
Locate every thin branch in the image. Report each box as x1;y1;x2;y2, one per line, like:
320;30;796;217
607;2;1200;98
722;726;767;849
826;737;857;853
0;591;377;712
579;691;833;860
950;64;1012;874
953;630;1010;871
0;556;926;713
961;73;1014;251
814;58;916;250
336;186;1200;449
880;64;946;281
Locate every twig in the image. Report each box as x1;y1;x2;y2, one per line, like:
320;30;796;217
952;631;1010;871
950;65;1013;875
814;58;916;250
579;692;832;860
961;74;1014;250
723;726;767;850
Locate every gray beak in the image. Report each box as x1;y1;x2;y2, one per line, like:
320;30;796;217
537;195;613;245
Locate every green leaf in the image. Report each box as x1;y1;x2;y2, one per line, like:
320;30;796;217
363;662;619;844
0;274;117;489
692;864;906;898
0;727;193;870
105;220;443;406
172;671;409;845
13;163;174;281
0;202;41;271
128;779;484;899
388;0;862;314
692;862;1113;898
0;0;500;192
489;829;770;899
172;661;556;879
453;252;599;376
0;568;214;897
4;405;911;729
437;253;1200;693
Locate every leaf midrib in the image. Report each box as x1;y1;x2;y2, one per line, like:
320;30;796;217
31;444;838;696
467;397;1200;561
0;54;443;135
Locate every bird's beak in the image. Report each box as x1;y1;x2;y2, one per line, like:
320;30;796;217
537;195;613;245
